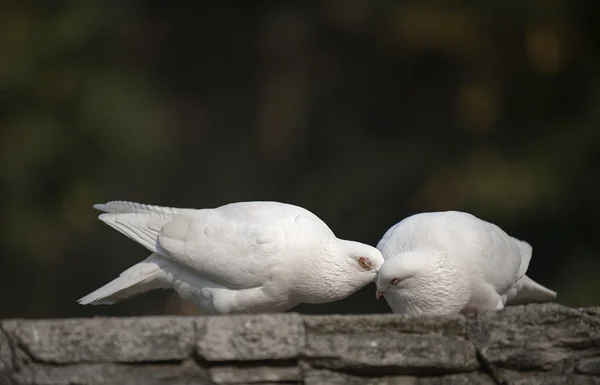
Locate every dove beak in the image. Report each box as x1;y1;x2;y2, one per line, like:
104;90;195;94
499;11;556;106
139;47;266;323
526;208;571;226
376;289;385;299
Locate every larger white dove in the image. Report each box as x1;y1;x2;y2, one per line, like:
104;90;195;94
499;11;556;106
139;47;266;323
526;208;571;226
374;211;556;315
79;201;384;314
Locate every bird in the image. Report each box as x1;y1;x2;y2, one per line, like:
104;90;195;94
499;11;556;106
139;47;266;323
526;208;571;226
374;211;556;315
78;200;384;314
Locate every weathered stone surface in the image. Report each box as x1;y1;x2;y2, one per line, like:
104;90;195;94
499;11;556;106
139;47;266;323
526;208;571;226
303;314;477;375
418;374;495;385
581;307;600;317
0;305;598;384
306;334;477;375
576;357;600;375
512;374;600;385
245;382;301;385
467;303;600;374
0;374;12;385
303;314;466;337
221;383;298;385
304;369;419;385
209;364;300;383
1;317;195;364
10;360;210;385
219;382;296;385
0;327;12;372
307;371;496;385
197;314;303;361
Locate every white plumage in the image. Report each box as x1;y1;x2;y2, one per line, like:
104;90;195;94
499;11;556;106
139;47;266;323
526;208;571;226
375;211;556;315
79;201;384;314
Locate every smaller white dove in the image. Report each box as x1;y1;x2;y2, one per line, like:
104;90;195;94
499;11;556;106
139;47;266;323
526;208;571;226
375;211;556;315
79;201;384;314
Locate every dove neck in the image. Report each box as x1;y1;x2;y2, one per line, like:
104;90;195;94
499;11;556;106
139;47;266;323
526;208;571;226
291;238;375;304
385;248;470;314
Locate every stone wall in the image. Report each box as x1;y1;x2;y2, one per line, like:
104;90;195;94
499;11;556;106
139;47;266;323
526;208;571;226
0;303;598;385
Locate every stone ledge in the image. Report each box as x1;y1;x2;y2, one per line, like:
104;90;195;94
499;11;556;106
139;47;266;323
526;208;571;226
303;313;476;375
0;304;598;385
466;304;600;376
197;313;304;361
0;326;12;373
1;317;195;364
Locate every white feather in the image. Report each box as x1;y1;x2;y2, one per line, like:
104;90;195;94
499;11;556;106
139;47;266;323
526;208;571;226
80;200;385;314
375;211;556;315
93;201;193;215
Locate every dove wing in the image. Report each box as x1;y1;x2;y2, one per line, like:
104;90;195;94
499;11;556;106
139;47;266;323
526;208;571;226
97;202;325;290
450;214;524;295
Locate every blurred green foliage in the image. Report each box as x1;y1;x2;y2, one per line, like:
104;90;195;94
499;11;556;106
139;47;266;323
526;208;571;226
1;1;598;318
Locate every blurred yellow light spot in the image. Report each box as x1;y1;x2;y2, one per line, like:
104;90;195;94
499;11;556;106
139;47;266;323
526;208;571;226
323;0;370;33
387;6;477;53
456;83;497;133
443;11;467;41
525;28;563;75
421;167;463;210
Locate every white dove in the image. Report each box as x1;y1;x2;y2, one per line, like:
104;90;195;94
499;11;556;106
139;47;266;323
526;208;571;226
374;211;556;315
79;201;384;314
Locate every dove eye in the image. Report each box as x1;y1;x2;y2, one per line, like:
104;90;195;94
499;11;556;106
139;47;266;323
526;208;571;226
390;278;400;285
358;257;372;270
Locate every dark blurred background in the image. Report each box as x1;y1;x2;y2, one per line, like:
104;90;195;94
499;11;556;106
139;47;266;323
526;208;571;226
1;1;599;319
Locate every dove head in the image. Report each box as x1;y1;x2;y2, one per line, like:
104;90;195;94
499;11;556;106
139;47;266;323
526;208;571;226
334;239;385;293
342;239;385;275
374;249;467;314
291;239;384;305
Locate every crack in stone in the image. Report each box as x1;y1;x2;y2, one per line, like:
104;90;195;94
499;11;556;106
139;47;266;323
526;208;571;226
190;319;212;372
298;317;310;380
475;348;506;385
191;319;200;364
463;315;507;385
465;316;508;385
0;322;18;372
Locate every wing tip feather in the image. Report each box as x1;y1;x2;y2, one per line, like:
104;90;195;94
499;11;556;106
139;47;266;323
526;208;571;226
93;203;109;212
77;295;116;305
94;201;138;213
97;212;115;223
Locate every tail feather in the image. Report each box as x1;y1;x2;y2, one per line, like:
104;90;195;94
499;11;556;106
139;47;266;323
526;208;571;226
93;200;196;253
81;201;188;307
507;275;557;305
97;212;172;253
94;201;191;215
78;256;165;305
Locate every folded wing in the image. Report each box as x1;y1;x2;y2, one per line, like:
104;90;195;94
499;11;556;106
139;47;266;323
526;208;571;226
95;203;302;291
